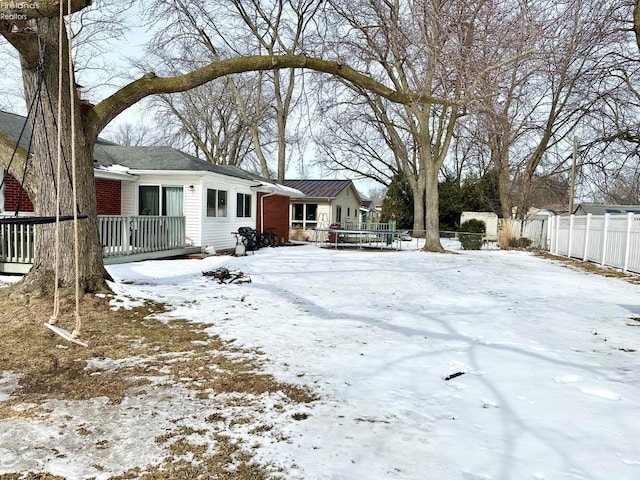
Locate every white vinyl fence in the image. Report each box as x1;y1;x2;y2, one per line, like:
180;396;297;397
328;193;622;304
499;216;549;248
548;213;639;274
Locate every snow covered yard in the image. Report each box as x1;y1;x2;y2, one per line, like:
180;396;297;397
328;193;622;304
2;243;640;479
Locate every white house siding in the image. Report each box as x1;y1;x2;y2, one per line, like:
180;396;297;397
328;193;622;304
199;178;256;251
290;184;362;240
121;174;196;215
183;182;201;247
121;174;200;243
120;173;257;251
120;181;137;215
461;211;499;240
332;186;361;225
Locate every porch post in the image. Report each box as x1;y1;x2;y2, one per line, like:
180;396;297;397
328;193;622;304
122;216;130;255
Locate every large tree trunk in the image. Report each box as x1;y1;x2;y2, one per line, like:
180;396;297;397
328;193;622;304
422;160;444;252
411;187;425;236
404;171;425;236
490;130;513;220
13;17;109;297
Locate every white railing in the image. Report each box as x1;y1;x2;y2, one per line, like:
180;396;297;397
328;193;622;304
0;223;35;264
548;213;639;274
341;220;397;232
99;216;186;258
0;215;187;265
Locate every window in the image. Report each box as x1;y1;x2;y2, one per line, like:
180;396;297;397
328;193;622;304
207;189;227;217
347;207;351;217
336;206;342;223
306;204;317;220
162;186;184;216
139;186;159;215
292;203;319;229
139;186;183;216
237;193;252;218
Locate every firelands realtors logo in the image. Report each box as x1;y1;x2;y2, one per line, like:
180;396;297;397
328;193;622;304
0;2;40;20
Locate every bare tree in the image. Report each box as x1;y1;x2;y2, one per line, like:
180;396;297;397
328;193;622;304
319;0;512;250
0;0;446;294
634;0;640;51
573;0;640;205
315;89;412;187
142;0;322;182
151;77;272;170
105;121;159;147
469;0;620;219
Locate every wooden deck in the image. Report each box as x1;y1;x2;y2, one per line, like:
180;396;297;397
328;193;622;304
0;215;200;274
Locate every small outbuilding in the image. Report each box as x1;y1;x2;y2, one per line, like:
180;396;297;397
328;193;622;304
460;211;499;241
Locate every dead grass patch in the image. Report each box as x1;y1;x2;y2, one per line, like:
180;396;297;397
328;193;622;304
0;474;67;480
0;290;316;479
536;251;640;285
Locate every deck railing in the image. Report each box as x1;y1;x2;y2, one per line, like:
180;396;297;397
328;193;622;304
0;215;188;267
99;215;186;258
0;222;35;264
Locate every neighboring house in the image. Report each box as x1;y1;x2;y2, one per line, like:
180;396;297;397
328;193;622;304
360;198;382;223
96;145;303;250
573;203;640;216
0;110;303;255
283;179;362;237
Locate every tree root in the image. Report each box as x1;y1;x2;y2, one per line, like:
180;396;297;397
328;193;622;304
1;268;112;302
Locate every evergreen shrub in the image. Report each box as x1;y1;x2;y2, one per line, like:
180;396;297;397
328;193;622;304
458;219;486;250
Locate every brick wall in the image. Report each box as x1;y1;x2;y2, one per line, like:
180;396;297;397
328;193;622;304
2;174;121;215
95;178;121;215
3;174;34;212
256;193;291;243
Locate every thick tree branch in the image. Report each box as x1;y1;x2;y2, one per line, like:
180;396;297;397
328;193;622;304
88;54;454;139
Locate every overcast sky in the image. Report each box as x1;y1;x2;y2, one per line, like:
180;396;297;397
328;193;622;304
0;12;379;197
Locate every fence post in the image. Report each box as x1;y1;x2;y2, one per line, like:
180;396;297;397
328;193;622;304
623;212;633;273
567;214;574;258
583;213;591;261
601;214;610;266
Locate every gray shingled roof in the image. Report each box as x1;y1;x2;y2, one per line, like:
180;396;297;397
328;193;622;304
0;110;33;152
574;203;640;215
0;109;120;165
283;179;354;199
99;146;278;184
0;109;275;185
